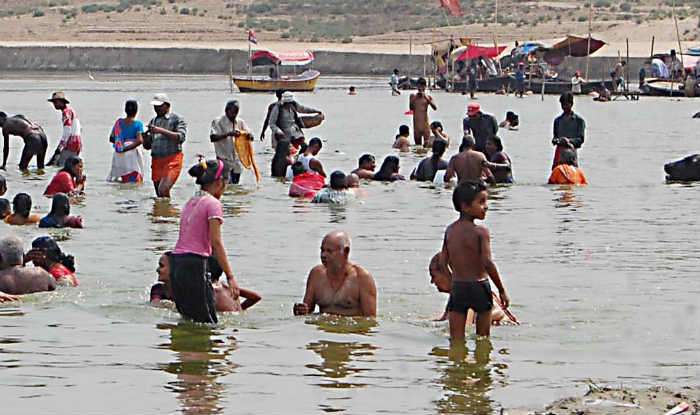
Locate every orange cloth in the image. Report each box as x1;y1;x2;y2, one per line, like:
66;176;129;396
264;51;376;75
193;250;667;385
151;152;184;183
548;164;588;185
235;133;261;183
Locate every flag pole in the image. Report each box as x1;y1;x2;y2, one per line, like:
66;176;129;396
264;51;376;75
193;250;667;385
247;33;252;79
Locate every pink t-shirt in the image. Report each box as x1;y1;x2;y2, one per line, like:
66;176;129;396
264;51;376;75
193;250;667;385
173;193;224;257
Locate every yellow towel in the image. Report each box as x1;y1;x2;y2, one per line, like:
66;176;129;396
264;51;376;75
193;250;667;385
235;133;261;183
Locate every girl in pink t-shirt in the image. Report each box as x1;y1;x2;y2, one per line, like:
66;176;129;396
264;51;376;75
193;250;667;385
169;159;239;323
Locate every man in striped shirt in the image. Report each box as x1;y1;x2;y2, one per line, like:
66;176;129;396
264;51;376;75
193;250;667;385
47;91;82;167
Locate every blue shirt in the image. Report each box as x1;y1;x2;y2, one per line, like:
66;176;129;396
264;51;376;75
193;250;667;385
112;118;144;145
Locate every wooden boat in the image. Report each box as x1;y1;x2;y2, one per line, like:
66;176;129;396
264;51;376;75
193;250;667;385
512;76;615;95
640;78;689;97
233;70;320;93
232;50;320;93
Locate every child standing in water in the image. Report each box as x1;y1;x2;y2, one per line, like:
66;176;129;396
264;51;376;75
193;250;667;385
440;180;510;340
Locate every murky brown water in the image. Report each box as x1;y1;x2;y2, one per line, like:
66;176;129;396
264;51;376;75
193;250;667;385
0;73;698;414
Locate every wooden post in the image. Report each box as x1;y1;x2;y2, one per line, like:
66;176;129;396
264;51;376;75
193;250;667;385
585;2;593;80
626;38;630;93
229;55;234;93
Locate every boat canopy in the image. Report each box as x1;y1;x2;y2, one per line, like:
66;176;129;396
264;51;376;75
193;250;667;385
543;35;605;65
455;44;507;62
251;50;315;67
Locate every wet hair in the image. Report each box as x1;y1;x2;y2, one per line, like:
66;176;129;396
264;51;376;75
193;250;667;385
398;125;410;136
308;137;323;149
431;139;447;158
188;159;223;186
559;92;574;105
358;153;375;167
452;180;487;212
329;171;347;190
225;100;240;112
291;161;305;176
31;236;76;273
124;100;138;117
12;193;32;218
506;111;518;124
560;150;578;166
0;198;10;217
417;77;427;86
487;136;504;153
0;236;24;266
0;173;6;191
61;156;82;178
374;156;400;181
459;135;475;152
430;121;443;130
349;86;356;92
275;89;285;99
393;68;399;74
47;193;70;217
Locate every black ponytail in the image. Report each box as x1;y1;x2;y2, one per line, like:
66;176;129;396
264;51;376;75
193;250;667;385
188;159;221;186
59;252;76;273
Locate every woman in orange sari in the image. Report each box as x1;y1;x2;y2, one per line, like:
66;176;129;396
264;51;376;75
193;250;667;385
548;150;588;185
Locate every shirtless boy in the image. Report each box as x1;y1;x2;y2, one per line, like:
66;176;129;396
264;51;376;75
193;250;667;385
440;181;510;340
351;154;376;179
0;112;49;171
409;78;437;147
444;136;494;184
294;231;377;317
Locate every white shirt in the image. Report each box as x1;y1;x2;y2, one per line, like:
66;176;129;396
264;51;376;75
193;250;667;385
210;115;249;174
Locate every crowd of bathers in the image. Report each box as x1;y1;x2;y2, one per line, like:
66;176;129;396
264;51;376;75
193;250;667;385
0;86;591;339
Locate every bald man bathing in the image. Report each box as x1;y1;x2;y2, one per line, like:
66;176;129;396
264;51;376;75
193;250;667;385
294;231;377;317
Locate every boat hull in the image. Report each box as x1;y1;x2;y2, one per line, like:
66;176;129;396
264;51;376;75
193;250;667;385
516;77;615;95
640;79;694;97
233;70;320;92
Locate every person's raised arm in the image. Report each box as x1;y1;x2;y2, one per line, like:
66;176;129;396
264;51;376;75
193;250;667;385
1;131;9;169
295;103;321;115
478;226;509;308
427;95;437;110
294;269;317;315
357;267;377;317
209;218;240;298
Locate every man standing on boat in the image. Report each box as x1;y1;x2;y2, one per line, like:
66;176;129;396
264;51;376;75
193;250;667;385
268;92;323;144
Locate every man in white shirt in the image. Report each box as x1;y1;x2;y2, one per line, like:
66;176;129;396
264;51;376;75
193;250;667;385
210;100;251;184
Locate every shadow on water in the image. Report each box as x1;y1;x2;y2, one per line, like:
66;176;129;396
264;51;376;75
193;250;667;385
157;322;238;415
430;339;499;415
305;340;377;389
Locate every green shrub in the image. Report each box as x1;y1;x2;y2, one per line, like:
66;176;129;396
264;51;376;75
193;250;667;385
179;7;189;15
81;4;100;13
619;2;632;12
32;8;45;17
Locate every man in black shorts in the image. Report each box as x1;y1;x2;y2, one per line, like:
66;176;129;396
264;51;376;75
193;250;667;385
0;112;49;171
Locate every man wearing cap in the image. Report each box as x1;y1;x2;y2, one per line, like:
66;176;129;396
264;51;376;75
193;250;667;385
268;92;322;143
0;112;49;171
145;93;187;198
210;100;251;184
47;91;82;167
462;103;498;155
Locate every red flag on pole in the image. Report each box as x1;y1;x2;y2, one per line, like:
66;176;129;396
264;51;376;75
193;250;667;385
439;0;463;16
248;29;258;44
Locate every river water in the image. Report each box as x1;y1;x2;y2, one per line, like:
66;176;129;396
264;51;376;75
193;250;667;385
0;73;698;414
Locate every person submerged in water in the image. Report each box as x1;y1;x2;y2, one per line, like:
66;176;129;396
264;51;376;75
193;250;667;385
372;155;405;182
499;111;519;130
0;236;55;295
4;193;40;225
312;171;355;204
0;198;10;221
411;139;448;182
548;149;588;185
298;137;327;177
444;135;494;185
351;154;377;180
271;139;293;178
440;181;511;340
294;231;376;317
25;236;79;286
44;156;86;197
429;251;518;325
289;161;325;198
428;121;450;148
484;136;514;184
39;193;83;229
392;125;411;152
150;252;260;313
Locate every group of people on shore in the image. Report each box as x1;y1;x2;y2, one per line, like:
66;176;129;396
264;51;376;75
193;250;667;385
1;79;594;340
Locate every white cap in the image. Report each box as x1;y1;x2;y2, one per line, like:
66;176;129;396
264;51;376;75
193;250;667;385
151;93;170;106
281;91;295;103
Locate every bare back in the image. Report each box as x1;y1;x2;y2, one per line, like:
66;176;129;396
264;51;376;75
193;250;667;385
442;220;487;282
0;266;55;295
2;116;41;139
447;150;487;184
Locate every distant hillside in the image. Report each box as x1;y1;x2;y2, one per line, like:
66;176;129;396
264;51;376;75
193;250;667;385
0;0;698;45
